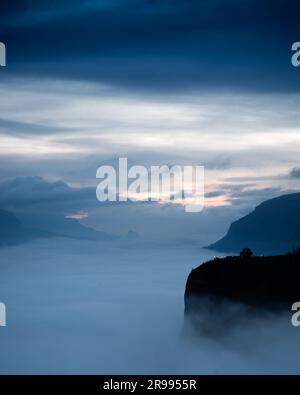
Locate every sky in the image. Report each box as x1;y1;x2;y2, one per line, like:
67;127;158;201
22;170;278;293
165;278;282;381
1;0;299;92
2;2;300;375
0;0;300;240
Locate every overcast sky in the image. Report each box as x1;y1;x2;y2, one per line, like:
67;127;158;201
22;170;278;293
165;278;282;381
1;0;299;92
0;0;300;239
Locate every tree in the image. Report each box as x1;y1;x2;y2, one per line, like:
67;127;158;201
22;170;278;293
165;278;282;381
240;247;253;259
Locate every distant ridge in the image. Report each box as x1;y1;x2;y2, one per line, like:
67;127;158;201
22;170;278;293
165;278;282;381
0;209;51;246
0;209;117;246
207;192;300;255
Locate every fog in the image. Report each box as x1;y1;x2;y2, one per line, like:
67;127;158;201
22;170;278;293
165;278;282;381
0;238;299;374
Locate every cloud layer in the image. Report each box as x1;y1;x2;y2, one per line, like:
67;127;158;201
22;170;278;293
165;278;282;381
1;0;300;92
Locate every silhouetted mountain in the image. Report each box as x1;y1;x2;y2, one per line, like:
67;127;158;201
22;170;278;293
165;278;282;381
0;209;50;246
0;209;24;245
0;176;119;243
184;251;300;333
34;215;118;241
207;192;300;255
0;208;117;247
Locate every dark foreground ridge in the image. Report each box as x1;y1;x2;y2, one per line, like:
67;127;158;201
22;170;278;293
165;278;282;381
185;250;300;314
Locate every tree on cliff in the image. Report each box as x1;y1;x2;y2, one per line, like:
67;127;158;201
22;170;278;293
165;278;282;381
240;247;253;259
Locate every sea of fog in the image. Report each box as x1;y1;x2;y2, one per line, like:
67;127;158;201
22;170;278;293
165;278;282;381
0;238;299;374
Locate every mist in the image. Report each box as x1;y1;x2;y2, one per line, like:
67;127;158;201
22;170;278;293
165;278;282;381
0;238;299;374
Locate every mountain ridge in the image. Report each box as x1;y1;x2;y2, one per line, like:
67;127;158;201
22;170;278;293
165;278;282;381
207;192;300;255
0;208;117;246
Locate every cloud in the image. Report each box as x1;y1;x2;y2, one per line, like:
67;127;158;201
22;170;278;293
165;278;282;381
65;210;90;219
0;118;70;137
0;175;237;244
1;0;299;92
205;191;225;198
1;79;300;164
0;174;297;247
204;183;293;215
1;79;300;226
0;176;95;211
230;186;283;200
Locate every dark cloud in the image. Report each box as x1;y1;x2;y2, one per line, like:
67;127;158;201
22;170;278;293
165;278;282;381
0;118;68;136
205;185;289;212
205;191;225;198
228;187;287;208
1;0;300;92
220;183;257;192
204;158;232;170
0;176;95;210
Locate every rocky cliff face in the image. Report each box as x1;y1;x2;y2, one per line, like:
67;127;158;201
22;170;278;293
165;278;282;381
184;252;300;333
207;192;300;255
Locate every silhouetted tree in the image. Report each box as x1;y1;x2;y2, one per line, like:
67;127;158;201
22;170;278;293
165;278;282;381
240;247;253;259
289;247;300;256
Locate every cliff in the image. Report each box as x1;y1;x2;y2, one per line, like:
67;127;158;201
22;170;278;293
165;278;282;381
184;252;300;333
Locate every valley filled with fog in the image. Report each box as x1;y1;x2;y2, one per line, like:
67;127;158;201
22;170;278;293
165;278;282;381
0;238;299;374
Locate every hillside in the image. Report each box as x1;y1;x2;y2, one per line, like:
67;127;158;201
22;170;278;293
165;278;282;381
0;209;51;245
208;192;300;255
0;209;116;246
